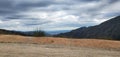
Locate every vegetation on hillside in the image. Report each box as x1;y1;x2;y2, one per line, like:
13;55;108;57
33;29;46;37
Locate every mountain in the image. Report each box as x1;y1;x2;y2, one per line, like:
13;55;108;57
45;30;70;35
56;16;120;40
0;29;46;37
0;29;27;36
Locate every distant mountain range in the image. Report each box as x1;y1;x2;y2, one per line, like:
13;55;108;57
56;16;120;40
0;29;27;36
0;29;69;36
0;27;71;35
45;30;70;35
0;29;47;37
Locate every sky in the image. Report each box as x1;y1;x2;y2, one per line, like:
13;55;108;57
0;0;120;31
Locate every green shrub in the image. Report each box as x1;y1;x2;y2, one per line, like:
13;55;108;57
33;29;46;37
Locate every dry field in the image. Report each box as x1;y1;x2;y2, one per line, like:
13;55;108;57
0;43;120;57
0;35;120;57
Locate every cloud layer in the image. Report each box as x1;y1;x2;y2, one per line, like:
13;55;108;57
0;0;120;31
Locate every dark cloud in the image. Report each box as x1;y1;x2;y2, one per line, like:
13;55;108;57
76;0;99;2
16;1;55;9
5;15;24;19
0;0;119;31
0;0;15;15
0;0;55;16
0;10;16;15
108;0;119;4
23;20;51;26
0;0;13;9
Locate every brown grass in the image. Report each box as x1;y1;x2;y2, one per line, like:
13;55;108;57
0;35;120;49
0;43;120;57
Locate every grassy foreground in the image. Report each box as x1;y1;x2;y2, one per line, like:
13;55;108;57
0;35;120;57
0;35;120;49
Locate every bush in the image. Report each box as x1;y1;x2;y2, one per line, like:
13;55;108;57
33;29;46;37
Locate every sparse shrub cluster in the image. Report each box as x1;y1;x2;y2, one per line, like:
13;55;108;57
33;30;46;37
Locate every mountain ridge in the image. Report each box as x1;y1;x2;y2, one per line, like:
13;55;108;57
56;16;120;40
0;29;27;36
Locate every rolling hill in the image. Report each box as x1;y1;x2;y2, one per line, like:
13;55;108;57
0;29;46;37
0;29;27;36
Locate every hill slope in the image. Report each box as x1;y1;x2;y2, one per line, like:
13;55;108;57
0;29;26;36
0;29;46;37
56;16;120;40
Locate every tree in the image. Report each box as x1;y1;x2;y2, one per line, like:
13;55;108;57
33;28;46;37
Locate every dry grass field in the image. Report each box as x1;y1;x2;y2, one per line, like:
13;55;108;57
0;35;120;57
0;43;120;57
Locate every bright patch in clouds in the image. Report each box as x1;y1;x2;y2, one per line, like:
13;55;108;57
0;0;120;31
0;20;3;24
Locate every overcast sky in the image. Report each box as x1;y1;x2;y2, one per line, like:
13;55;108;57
0;0;120;31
